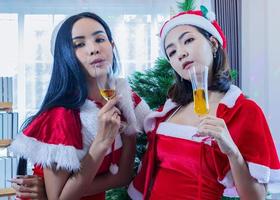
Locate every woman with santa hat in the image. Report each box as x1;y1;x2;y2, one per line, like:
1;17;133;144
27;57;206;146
128;1;280;199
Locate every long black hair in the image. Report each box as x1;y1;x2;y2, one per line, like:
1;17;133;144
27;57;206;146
23;12;118;127
18;12;118;175
168;26;232;106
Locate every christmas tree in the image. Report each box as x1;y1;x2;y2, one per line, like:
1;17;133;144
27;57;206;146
129;58;174;110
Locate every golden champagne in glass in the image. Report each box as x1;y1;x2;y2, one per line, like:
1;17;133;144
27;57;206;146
193;88;209;116
95;62;127;132
188;63;209;116
99;89;116;101
95;62;116;101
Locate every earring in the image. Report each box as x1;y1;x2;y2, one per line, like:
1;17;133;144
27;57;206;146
181;77;183;82
213;50;217;58
213;47;218;58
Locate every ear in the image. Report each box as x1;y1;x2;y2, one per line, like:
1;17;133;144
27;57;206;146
209;36;219;52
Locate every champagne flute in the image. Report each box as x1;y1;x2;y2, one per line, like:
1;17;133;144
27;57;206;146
95;61;116;101
95;62;127;132
187;62;209;116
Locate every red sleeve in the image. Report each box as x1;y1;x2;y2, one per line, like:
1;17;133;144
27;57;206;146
217;97;280;185
131;91;142;108
10;107;84;172
23;107;82;148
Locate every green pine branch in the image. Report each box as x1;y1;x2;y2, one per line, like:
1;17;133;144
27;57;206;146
129;58;174;110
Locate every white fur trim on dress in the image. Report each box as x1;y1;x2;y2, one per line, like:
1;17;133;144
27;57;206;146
116;78;138;135
80;99;123;156
9;133;86;172
9;78;142;172
134;100;152;133
127;182;143;200
144;99;177;133
248;162;280;183
220;85;242;108
220;161;280;197
144;85;242;133
157;122;213;145
223;187;239;198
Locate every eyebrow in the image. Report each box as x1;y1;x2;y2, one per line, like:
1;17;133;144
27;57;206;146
165;31;190;50
72;30;105;40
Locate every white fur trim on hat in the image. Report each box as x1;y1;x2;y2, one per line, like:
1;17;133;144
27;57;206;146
160;14;223;59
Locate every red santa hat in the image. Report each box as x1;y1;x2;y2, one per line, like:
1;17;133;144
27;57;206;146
159;5;227;59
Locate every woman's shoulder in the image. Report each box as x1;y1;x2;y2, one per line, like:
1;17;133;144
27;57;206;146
37;106;80;123
236;95;263;114
44;106;79;115
23;106;81;141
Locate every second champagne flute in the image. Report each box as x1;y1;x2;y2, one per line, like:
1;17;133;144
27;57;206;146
187;62;209;116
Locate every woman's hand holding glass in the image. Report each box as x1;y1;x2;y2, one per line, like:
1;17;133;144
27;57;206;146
95;96;122;149
197;115;239;157
188;63;238;156
95;62;127;133
10;175;46;200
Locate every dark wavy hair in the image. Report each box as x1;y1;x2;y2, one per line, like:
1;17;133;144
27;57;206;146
18;12;118;175
168;26;232;106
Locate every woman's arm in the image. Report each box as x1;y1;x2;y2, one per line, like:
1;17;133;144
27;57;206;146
227;151;266;200
198;115;266;200
83;134;136;196
45;126;135;199
44;140;109;200
11;135;136;199
43;97;121;200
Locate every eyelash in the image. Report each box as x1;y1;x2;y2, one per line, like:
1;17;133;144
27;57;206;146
96;38;105;43
168;38;195;57
184;38;194;44
73;37;106;49
73;42;85;48
168;50;176;58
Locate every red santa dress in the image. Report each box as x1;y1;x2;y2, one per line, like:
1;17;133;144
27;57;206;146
128;85;280;200
10;79;151;200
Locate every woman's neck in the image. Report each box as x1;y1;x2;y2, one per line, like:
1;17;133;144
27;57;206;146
208;90;225;103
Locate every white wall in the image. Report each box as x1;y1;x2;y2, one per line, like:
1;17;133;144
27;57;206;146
242;0;280;155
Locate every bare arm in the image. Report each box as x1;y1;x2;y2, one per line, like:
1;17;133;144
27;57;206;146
43;97;121;200
198;115;266;200
227;151;266;200
44;140;109;200
83;134;136;196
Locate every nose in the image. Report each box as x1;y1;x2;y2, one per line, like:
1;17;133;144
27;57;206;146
178;47;189;61
88;42;100;56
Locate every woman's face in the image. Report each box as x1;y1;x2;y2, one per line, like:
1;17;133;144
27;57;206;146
164;25;216;80
72;17;113;79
